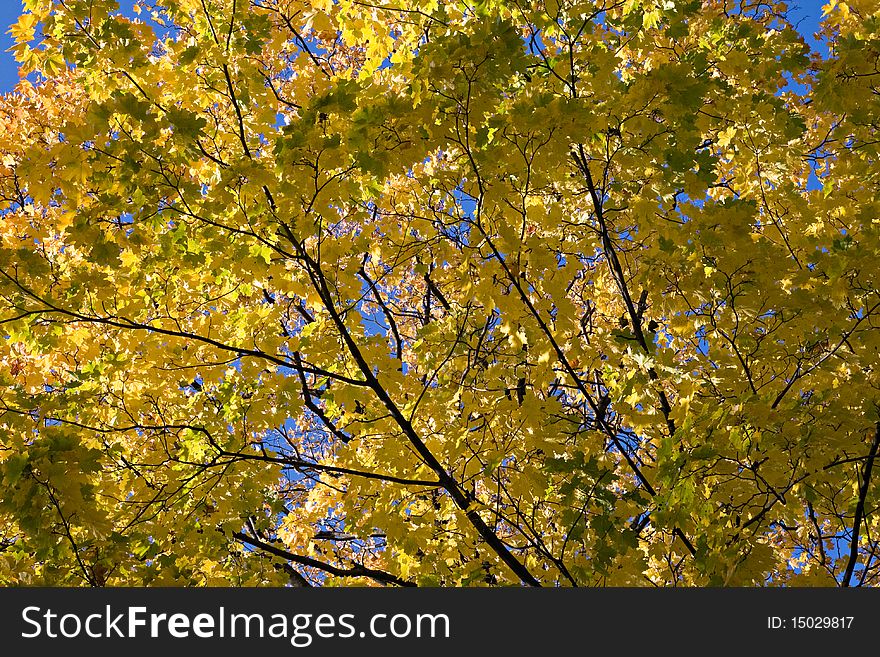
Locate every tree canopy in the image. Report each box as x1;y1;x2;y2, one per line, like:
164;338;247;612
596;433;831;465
0;0;879;587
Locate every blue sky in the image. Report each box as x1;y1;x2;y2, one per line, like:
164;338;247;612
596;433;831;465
0;1;22;93
790;0;827;55
0;1;829;93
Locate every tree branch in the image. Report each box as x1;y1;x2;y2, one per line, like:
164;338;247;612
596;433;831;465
842;422;880;587
232;531;415;587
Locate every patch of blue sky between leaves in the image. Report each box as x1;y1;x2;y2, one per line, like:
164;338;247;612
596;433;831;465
0;1;24;94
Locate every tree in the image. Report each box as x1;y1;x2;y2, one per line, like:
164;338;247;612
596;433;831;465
0;0;877;587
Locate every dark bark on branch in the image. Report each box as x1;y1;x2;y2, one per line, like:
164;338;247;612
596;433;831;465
842;423;880;587
232;531;415;586
286;235;543;587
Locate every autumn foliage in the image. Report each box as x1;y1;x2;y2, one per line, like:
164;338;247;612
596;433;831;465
0;0;879;587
